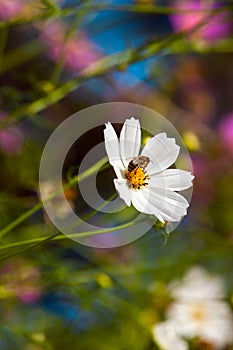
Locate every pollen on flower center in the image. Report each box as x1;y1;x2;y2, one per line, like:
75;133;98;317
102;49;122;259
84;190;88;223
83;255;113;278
125;166;148;190
190;305;206;321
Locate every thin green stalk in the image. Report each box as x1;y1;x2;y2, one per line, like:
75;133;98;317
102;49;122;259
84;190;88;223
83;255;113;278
0;191;117;257
1;40;44;74
0;11;53;29
0;202;45;241
0;191;126;260
0;232;60;261
40;0;60;14
0;5;230;129
0;2;232;30
60;3;233;19
0;156;108;240
82;3;233;15
0;219;136;253
49;0;93;86
2;14;231;127
11;79;82;120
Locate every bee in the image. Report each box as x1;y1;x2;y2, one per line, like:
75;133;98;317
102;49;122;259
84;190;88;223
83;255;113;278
127;156;150;172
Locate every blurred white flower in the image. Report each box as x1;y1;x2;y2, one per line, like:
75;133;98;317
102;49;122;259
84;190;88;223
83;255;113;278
39;180;75;220
104;117;194;223
168;266;226;300
153;267;233;350
152;321;188;350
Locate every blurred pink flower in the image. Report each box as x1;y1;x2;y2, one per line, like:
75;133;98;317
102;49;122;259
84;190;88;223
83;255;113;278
170;0;231;43
18;286;41;304
0;258;42;304
0;0;25;20
219;113;233;155
0;112;23;155
41;21;101;74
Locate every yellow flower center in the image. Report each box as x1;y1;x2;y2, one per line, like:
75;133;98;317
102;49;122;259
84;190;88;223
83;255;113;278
190;304;206;321
125;167;148;190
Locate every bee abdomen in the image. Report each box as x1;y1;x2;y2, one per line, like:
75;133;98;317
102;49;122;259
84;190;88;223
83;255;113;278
127;160;137;172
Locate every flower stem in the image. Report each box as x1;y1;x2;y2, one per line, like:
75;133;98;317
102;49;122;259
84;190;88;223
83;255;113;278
0;156;108;240
0;219;134;253
0;191;134;261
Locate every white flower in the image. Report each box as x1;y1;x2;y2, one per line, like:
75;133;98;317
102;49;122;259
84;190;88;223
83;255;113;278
168;266;226;301
152;321;188;350
166;267;233;349
104;117;194;223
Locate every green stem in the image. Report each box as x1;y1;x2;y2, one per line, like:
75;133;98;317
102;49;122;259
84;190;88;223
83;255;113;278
0;232;59;261
78;3;233;15
1;40;44;74
40;0;60;14
0;202;44;241
0;5;230;129
0;219;135;253
49;0;93;86
3;32;232;127
0;156;108;240
0;35;229;124
9;79;83;120
0;191;124;260
0;2;231;30
57;3;233;20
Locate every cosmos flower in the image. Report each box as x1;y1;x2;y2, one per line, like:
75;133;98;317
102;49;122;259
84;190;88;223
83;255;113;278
153;267;233;350
104;117;194;223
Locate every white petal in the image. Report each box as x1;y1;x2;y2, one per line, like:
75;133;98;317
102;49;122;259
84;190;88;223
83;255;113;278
200;303;233;347
166;303;198;339
149;187;189;222
152;321;188;350
120;117;141;168
131;189;165;223
114;179;131;206
142;133;180;174
131;187;189;223
104;122;125;178
150;169;194;191
167;300;233;347
170;267;226;300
